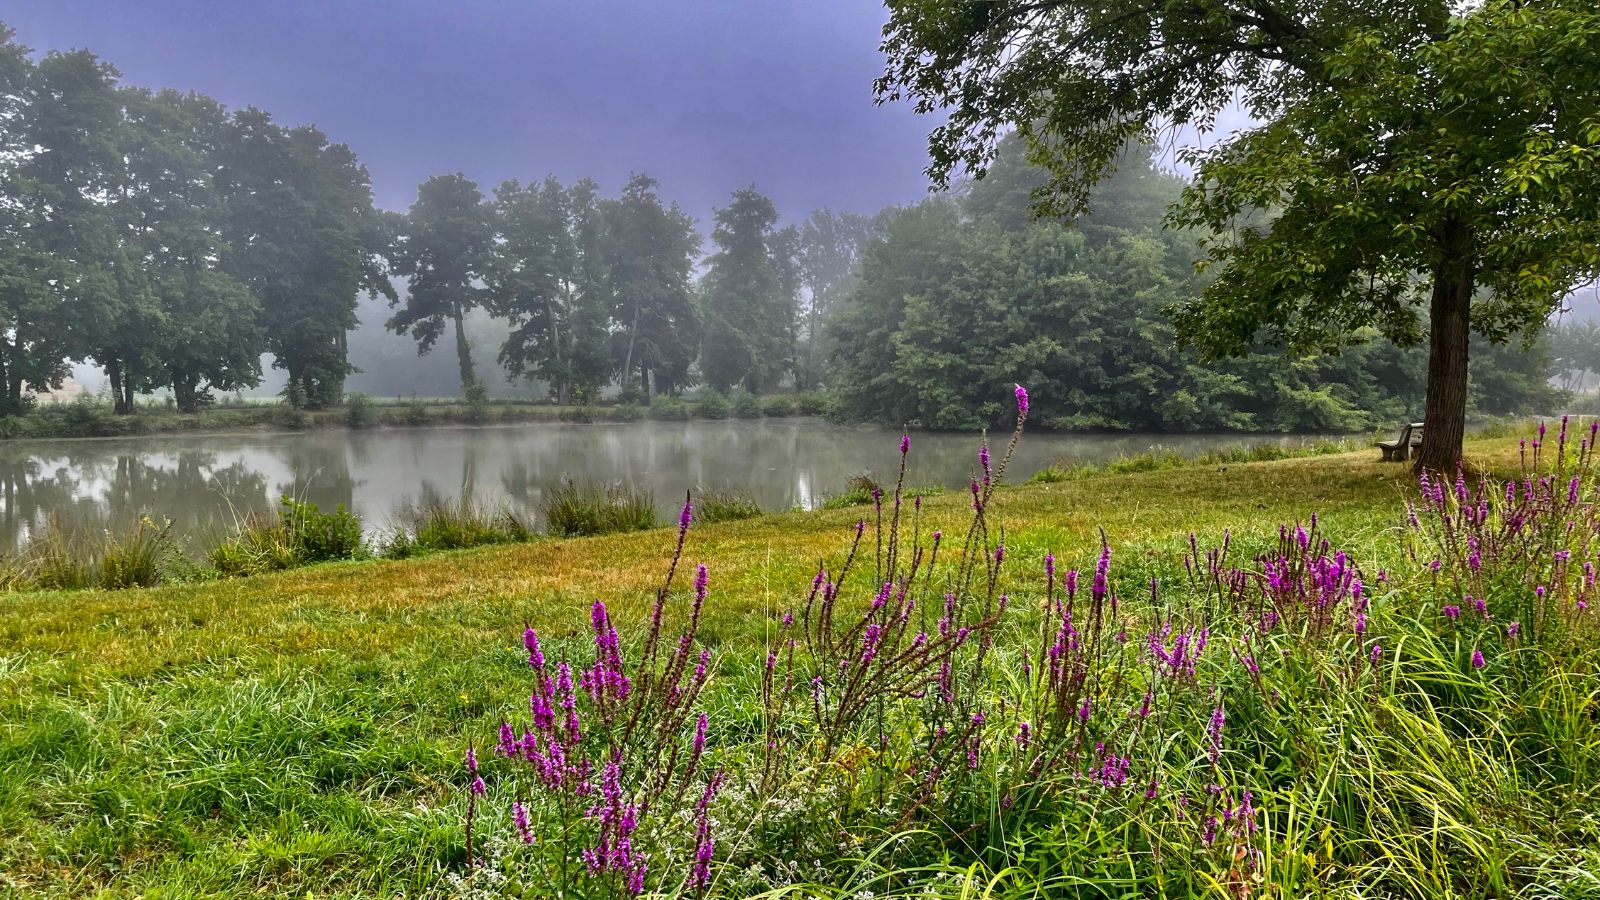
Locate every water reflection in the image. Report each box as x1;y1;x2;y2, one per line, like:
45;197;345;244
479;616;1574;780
0;421;1334;549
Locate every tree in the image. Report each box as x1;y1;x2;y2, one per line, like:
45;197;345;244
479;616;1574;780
215;109;393;409
487;176;610;403
700;187;794;393
388;173;494;394
120;88;262;412
0;44;123;414
878;0;1600;470
604;174;701;398
795;209;881;389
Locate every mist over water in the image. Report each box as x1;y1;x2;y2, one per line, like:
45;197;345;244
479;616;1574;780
0;420;1338;550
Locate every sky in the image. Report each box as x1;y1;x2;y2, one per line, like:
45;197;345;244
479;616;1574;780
3;0;939;225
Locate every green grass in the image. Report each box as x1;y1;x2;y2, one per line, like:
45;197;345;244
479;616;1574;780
0;434;1586;898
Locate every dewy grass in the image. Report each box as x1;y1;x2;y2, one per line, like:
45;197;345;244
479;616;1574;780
0;423;1592;898
543;480;656;537
1029;435;1366;483
693;488;764;523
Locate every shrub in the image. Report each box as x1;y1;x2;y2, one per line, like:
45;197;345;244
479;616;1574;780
647;395;692;421
611;402;646;422
694;488;763;523
208;496;366;576
543;480;656;537
345;392;376;429
401;496;526;552
693;390;730;419
793;390;832;416
98;517;176;589
730;389;762;418
819;473;883;509
760;394;795;417
403;398;431;427
465;380;492;424
281;498;366;563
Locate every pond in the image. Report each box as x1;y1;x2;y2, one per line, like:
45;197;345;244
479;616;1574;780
0;419;1339;549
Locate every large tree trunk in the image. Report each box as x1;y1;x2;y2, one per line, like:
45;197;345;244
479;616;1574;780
452;306;476;394
172;373;200;414
1414;222;1475;474
105;357;133;415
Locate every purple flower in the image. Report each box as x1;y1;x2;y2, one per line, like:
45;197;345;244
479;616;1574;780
1471;647;1485;669
1506;621;1519;640
470;775;486;796
1014;384;1029;418
1207;705;1225;764
466;746;479;774
524;627;545;669
899;432;911;455
513;800;533;844
679;497;693;531
1443;604;1460;621
694;563;709;600
1370;643;1383;666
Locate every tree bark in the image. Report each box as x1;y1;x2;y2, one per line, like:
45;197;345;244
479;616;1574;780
172;373;199;414
452;306;476;394
1414;221;1475;474
105;357;132;415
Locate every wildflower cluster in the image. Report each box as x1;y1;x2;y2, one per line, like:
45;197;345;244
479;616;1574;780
1408;417;1599;663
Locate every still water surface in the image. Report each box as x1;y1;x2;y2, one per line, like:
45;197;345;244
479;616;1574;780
0;420;1334;548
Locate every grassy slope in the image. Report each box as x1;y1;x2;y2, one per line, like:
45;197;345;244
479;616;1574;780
0;437;1518;897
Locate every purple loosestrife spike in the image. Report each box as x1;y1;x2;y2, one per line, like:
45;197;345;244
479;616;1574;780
513;800;533;844
900;432;911;455
680;497;693;531
1472;647;1485;669
1016;722;1032;747
1444;604;1460;621
1014;384;1029;418
1507;621;1519;639
1207;706;1225;764
524;627;545;669
465;746;479;774
1370;644;1383;666
470;775;486;796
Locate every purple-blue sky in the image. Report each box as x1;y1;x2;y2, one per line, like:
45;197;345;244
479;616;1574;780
4;0;937;224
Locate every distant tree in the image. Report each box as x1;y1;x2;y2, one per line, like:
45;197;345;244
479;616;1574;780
489;176;573;398
795;209;880;389
879;0;1600;471
700;187;794;393
0;25;33;413
564;178;616;400
388;173;495;395
214;109;394;409
487;176;610;403
0;44;123;414
120;88;263;412
605;174;701;398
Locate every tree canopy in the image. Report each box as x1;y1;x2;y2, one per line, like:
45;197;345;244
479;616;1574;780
878;0;1600;468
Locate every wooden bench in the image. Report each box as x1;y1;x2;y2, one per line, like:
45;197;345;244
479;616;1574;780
1376;421;1425;462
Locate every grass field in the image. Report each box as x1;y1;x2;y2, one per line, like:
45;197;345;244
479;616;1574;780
1;432;1593;898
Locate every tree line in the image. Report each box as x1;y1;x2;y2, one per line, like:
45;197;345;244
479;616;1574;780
0;18;1577;434
828;137;1562;432
0;25;393;414
0;21;882;415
